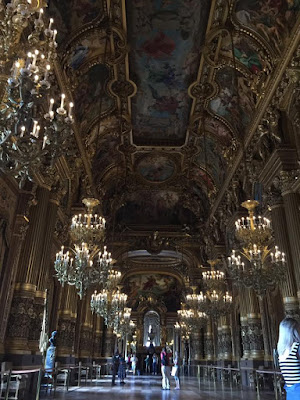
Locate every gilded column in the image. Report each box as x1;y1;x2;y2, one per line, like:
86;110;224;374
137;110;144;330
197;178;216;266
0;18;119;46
0;189;33;353
247;289;264;360
269;195;299;317
79;296;93;361
56;286;76;360
5;186;50;356
280;171;300;300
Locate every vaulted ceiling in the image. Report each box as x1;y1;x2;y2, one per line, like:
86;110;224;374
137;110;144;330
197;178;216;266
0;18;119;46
48;0;300;274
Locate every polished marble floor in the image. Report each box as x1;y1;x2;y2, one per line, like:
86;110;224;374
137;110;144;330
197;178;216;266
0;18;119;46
41;375;277;399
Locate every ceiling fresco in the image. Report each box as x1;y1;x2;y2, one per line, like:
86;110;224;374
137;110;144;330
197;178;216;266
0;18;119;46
136;154;176;183
127;0;211;145
48;0;102;44
235;0;300;54
116;190;197;226
122;273;182;311
43;0;300;286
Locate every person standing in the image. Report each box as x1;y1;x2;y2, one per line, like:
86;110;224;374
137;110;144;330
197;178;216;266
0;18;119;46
278;318;300;399
131;353;138;376
152;353;158;375
118;355;126;385
172;351;181;389
160;347;171;390
111;351;120;386
145;354;150;374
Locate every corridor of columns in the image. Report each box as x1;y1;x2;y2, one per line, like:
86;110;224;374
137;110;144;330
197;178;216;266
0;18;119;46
0;0;300;400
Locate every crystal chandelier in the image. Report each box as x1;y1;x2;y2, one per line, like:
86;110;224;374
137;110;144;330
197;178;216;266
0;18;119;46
54;242;117;299
70;198;106;251
227;200;286;296
114;307;135;337
177;308;208;331
91;289;128;330
201;259;233;319
0;0;45;63
0;3;74;184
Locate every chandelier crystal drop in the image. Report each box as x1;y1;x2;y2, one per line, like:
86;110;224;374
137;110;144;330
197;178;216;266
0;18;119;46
70;198;106;251
227;200;286;296
0;4;74;184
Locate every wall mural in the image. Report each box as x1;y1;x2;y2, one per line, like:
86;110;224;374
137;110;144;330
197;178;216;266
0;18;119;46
123;274;181;311
219;35;263;74
127;0;211;144
137;154;176;182
193;136;226;188
205;117;233;146
92;135;121;177
210;67;256;134
48;0;102;44
74;64;114;128
66;33;107;71
235;0;300;54
116;190;196;225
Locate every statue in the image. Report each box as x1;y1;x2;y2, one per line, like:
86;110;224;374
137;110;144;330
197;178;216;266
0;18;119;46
45;331;57;372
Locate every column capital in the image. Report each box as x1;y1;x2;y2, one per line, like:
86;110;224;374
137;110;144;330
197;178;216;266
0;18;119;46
279;169;300;195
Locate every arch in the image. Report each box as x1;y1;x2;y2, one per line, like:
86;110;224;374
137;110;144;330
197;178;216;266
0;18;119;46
143;310;160;347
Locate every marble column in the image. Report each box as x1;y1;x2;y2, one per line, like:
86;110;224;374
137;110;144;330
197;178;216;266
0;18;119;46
204;318;214;361
247;289;264;360
281;186;300;300
0;190;32;352
221;316;232;360
239;287;250;359
192;330;202;362
93;316;103;360
5;187;50;358
217;323;223;360
56;286;76;362
103;327;115;358
270;200;299;317
79;296;93;361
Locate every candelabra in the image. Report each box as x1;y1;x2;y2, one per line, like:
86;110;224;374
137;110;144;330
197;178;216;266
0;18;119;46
0;3;74;185
70;198;106;251
91;289;128;330
54;242;116;299
227;200;286;296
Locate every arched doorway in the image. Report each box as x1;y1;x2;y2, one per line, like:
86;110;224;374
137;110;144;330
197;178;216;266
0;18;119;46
143;310;160;347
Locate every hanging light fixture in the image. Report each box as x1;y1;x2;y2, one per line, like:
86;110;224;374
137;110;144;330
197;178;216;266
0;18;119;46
70;198;106;251
91;289;128;331
227;200;286;296
54;242;118;299
177;307;208;332
0;4;74;185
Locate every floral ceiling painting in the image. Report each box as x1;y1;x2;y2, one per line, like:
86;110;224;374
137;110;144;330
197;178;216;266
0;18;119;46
235;1;300;53
48;0;102;44
123;274;181;311
137;154;176;182
74;64;115;129
116;190;196;226
127;0;211;145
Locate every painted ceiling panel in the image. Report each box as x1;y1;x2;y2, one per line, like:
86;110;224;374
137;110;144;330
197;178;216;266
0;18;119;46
48;0;102;44
127;0;211;145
